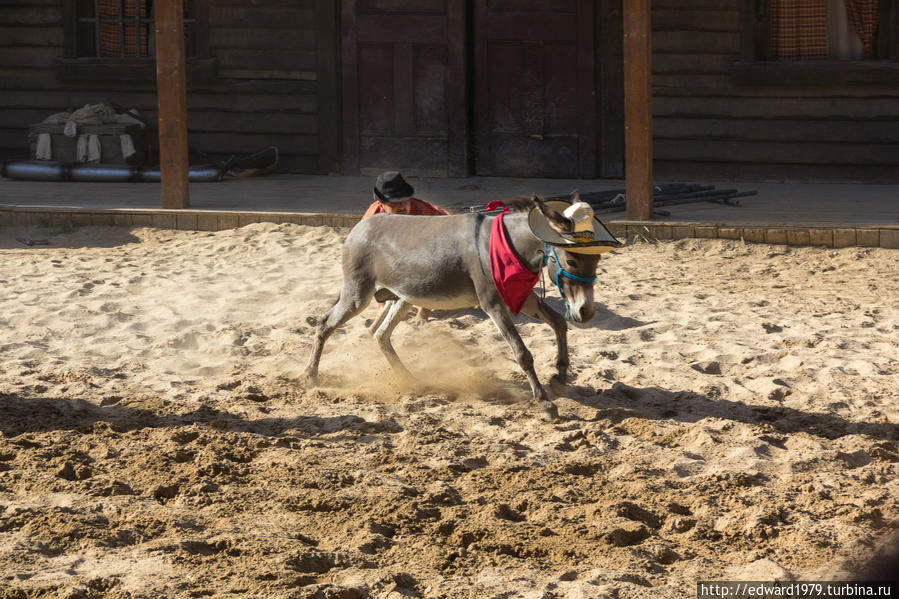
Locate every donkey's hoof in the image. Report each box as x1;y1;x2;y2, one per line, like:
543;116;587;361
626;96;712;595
301;371;319;387
549;374;567;396
537;400;560;422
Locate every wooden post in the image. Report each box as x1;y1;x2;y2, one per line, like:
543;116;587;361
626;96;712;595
623;0;653;220
155;0;189;209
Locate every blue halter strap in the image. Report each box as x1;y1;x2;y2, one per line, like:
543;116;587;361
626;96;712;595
543;243;597;295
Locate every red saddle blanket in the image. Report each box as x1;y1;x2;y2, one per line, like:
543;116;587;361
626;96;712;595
487;202;539;315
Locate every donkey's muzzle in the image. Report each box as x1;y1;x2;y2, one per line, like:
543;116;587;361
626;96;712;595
566;303;594;323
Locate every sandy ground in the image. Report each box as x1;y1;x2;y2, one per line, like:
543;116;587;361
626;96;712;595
0;222;897;599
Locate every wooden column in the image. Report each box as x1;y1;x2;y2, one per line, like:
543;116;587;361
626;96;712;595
155;0;189;209
623;0;653;220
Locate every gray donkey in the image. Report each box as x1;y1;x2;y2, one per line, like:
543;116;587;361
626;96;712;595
303;196;613;421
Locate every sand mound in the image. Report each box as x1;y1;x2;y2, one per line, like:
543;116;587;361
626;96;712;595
0;223;896;598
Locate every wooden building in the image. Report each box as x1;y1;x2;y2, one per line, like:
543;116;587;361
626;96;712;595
1;0;897;181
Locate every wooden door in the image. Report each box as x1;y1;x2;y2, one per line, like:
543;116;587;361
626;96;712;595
341;0;466;177
474;0;596;178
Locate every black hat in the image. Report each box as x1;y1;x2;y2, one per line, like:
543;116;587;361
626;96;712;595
373;171;414;203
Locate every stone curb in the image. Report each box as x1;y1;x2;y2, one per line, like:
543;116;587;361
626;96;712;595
1;208;897;249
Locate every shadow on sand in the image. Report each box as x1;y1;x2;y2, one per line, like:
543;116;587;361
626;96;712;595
0;224;142;250
565;382;899;442
2;380;896;446
0;392;403;442
533;296;649;330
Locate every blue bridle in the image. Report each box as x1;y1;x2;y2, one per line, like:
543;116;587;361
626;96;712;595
542;242;597;296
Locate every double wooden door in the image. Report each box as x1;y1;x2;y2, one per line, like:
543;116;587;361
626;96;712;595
341;0;599;178
340;0;467;177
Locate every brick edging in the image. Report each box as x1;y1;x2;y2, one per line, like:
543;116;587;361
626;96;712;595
607;221;899;249
0;207;362;231
1;207;897;249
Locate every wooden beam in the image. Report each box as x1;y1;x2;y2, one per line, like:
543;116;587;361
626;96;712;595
155;0;189;209
623;0;653;220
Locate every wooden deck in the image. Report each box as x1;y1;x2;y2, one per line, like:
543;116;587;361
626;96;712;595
1;174;897;248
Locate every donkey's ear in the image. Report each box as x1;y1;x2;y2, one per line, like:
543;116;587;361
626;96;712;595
570;189;581;203
536;200;573;234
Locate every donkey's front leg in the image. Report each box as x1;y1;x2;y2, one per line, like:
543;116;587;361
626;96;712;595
481;299;559;422
520;293;568;395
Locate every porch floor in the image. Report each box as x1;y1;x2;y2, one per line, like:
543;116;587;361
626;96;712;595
2;174;898;248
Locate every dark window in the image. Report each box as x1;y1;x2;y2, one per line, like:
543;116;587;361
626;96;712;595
767;0;883;60
737;0;899;84
746;0;894;61
60;0;213;80
67;0;203;58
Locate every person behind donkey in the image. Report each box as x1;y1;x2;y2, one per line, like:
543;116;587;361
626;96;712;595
363;171;450;324
363;171;449;218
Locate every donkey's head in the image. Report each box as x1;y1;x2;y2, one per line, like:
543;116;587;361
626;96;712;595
534;197;602;323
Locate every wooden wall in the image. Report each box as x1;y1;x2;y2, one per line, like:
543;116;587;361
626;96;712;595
4;0;898;181
651;0;899;181
0;0;338;173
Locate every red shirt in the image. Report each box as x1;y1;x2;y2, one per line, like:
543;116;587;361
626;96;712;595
362;197;449;219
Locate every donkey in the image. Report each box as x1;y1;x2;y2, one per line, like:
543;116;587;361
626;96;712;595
303;196;611;421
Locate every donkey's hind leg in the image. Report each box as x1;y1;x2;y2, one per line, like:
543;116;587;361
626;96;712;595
520;293;569;395
303;283;374;384
371;298;414;382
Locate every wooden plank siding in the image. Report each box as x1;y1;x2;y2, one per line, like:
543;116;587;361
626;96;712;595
4;0;899;180
0;0;330;174
651;0;899;181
